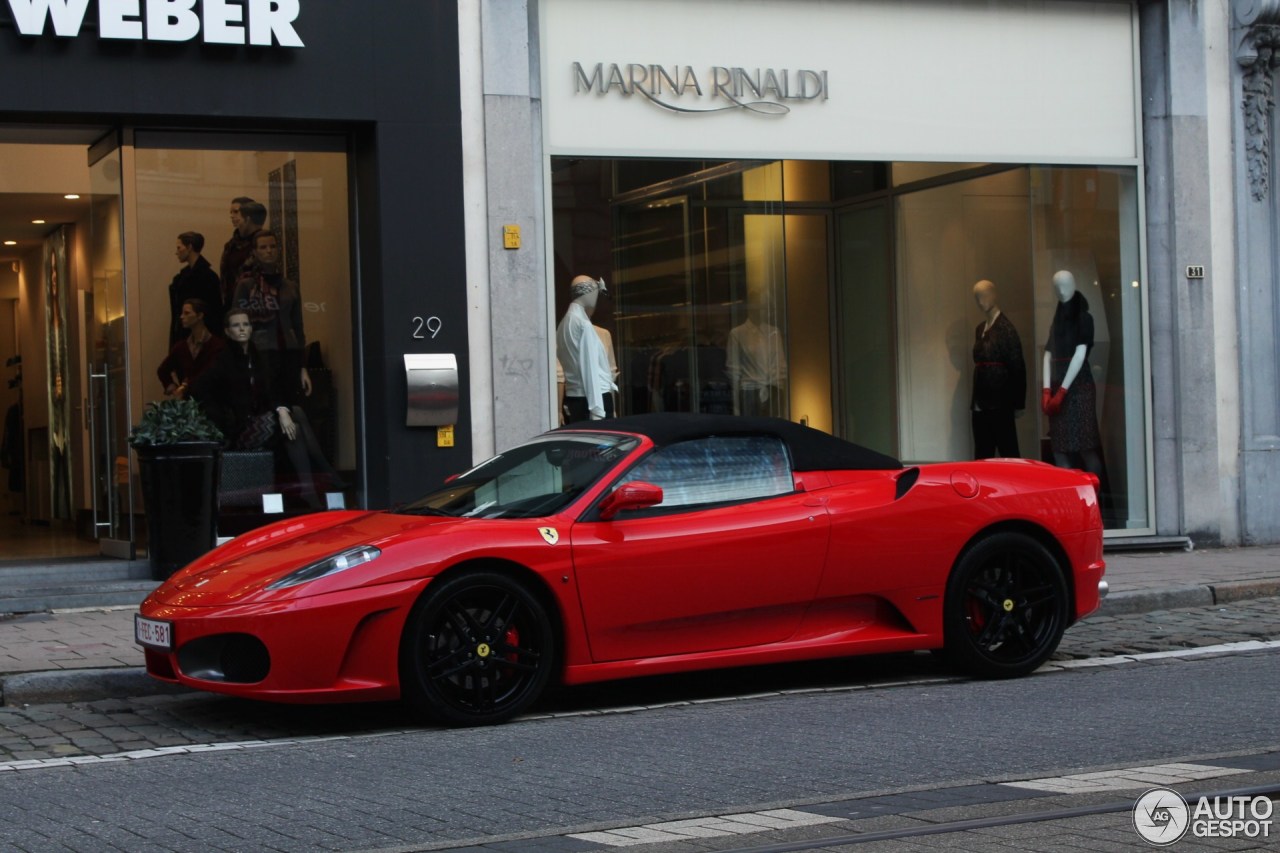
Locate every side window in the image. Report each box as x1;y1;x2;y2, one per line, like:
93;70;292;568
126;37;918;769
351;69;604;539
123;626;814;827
622;436;793;509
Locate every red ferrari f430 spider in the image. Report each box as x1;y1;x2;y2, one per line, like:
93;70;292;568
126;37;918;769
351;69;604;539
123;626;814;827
136;414;1106;726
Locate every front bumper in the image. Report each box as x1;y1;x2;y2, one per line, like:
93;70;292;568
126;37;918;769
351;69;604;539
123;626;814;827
139;578;425;703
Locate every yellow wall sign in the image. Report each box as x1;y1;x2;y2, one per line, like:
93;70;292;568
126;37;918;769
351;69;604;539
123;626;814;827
437;424;455;447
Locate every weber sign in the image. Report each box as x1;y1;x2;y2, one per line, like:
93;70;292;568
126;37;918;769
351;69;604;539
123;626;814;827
5;0;304;47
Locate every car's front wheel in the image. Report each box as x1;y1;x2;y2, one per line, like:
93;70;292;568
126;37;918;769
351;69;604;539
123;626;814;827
943;532;1069;678
400;571;555;726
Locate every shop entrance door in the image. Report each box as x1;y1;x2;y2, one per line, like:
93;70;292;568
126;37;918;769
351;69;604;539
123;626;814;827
0;129;133;564
84;133;134;558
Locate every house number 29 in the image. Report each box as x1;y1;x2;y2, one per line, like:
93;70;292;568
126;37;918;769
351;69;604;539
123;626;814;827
412;316;442;339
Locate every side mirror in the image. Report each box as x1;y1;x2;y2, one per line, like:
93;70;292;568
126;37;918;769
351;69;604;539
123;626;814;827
599;481;663;520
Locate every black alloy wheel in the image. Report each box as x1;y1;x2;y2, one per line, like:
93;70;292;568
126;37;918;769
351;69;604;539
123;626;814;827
400;571;555;726
942;532;1069;678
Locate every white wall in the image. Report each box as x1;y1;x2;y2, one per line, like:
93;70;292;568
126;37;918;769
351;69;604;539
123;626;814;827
542;0;1139;163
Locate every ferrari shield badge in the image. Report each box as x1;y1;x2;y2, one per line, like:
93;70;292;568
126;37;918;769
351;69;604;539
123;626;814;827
538;527;560;545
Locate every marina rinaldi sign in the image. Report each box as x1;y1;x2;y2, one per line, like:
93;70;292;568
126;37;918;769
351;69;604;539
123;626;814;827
572;61;828;116
4;0;304;47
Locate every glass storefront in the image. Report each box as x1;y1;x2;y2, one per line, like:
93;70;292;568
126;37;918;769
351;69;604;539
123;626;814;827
0;130;357;561
129;134;356;526
551;157;1150;531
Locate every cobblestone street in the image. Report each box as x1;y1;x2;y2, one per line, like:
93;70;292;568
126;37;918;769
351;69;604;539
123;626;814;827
2;596;1278;766
1053;595;1280;658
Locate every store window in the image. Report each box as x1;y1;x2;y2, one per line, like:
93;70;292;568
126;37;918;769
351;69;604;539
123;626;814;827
893;164;1148;529
551;157;1150;531
132;136;356;517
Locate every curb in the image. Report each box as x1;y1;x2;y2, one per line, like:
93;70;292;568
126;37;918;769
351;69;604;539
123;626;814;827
1098;579;1280;616
0;667;189;707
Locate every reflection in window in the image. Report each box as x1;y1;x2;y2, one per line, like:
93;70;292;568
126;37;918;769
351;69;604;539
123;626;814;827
622;436;793;508
133;143;355;515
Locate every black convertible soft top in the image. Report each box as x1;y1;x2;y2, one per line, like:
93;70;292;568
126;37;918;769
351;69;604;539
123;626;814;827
557;413;902;472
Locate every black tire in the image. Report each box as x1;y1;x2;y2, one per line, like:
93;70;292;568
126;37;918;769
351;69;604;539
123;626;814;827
942;532;1069;678
400;571;555;726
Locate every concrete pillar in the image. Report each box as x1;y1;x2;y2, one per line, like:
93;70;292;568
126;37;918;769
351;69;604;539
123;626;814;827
461;0;551;460
1233;0;1280;543
1142;1;1242;544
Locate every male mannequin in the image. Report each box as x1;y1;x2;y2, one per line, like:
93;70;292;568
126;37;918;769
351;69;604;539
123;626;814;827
219;197;266;307
1041;270;1103;476
970;279;1025;458
556;275;616;423
726;303;786;416
232;229;312;398
169;231;224;347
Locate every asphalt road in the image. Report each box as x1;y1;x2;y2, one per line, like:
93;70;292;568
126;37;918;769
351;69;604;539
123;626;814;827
2;597;1279;852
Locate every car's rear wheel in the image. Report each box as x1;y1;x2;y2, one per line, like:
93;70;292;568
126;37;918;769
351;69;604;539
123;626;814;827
400;571;555;726
943;532;1068;678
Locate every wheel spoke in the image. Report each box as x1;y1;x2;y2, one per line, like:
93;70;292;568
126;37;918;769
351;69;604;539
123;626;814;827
444;601;482;639
470;669;496;710
434;657;479;680
486;592;521;634
965;581;1001;609
424;642;466;670
974;609;1010;649
1017;583;1057;609
492;642;541;672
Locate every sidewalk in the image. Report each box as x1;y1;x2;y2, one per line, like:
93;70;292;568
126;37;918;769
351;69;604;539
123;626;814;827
1;544;1278;707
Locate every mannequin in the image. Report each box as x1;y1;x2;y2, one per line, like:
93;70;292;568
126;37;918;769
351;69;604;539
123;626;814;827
555;275;616;423
157;298;225;397
192;310;343;509
727;303;786;416
1041;270;1103;477
970;279;1026;458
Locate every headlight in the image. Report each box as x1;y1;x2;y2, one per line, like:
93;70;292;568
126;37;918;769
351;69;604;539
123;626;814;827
267;545;381;590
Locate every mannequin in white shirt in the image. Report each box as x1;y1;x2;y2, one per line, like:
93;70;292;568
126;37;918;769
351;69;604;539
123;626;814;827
556;275;617;423
727;303;786;416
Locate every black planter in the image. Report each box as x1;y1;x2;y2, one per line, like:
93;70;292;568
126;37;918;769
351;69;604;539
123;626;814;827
135;441;222;580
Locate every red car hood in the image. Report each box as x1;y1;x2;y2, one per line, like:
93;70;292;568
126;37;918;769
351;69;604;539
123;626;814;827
148;510;458;607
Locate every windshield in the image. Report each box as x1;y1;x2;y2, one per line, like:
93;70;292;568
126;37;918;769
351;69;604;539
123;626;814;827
395;434;640;519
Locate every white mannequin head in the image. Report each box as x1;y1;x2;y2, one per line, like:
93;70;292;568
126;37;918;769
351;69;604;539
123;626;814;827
1052;270;1076;303
570;275;606;315
972;279;998;314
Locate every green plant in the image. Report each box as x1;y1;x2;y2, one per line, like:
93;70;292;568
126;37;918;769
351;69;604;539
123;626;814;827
128;398;223;447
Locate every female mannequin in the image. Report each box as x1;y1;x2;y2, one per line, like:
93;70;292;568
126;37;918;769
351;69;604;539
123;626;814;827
192;310;342;509
1041;270;1103;477
157;298;225;397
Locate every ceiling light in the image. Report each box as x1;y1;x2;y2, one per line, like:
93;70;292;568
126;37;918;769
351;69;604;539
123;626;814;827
32;219;46;225
64;194;80;200
3;241;16;246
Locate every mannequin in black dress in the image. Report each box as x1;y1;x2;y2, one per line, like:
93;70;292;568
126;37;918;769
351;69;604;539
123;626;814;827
192;310;343;509
1041;270;1103;477
970;279;1025;458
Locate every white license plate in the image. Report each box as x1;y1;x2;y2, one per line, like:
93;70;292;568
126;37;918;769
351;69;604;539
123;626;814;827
134;615;173;650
